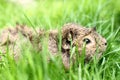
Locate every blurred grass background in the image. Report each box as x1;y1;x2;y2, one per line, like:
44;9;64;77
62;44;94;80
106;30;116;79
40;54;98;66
0;0;120;80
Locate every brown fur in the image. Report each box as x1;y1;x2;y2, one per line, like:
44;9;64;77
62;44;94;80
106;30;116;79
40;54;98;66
0;23;107;69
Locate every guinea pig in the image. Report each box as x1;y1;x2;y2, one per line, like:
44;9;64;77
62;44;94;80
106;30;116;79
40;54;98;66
0;23;107;69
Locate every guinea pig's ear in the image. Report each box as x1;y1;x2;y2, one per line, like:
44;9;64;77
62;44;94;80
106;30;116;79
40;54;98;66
62;23;79;39
62;30;74;50
88;27;97;34
66;31;73;42
92;27;96;31
90;27;96;32
62;23;79;50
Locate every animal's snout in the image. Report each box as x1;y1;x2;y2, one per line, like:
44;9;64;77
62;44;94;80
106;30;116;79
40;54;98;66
102;41;107;46
105;42;107;46
102;38;107;46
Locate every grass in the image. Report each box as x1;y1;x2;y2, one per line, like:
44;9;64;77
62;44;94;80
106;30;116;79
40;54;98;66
0;0;120;80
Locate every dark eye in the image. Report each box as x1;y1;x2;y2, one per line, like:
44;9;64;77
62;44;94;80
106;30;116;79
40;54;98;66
83;38;91;44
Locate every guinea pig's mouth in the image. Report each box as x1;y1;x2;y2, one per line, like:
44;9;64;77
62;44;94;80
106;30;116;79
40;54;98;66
84;51;103;63
95;52;103;58
94;48;105;58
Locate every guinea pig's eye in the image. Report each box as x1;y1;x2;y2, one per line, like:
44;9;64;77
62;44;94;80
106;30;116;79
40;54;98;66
83;38;91;44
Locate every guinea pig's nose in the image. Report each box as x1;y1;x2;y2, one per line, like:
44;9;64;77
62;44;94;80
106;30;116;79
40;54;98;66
102;38;107;46
105;42;107;46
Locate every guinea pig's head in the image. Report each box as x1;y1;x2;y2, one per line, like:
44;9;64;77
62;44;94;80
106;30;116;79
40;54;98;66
62;23;107;62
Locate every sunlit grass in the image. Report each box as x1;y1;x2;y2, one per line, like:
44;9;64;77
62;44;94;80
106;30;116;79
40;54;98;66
0;0;120;80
